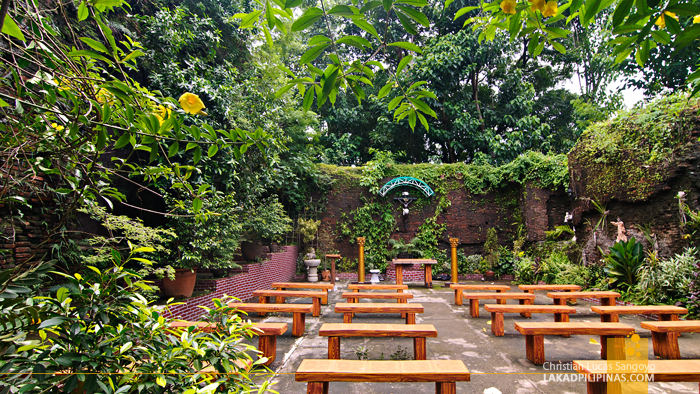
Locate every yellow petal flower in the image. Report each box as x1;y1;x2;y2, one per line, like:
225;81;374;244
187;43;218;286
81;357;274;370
543;0;557;17
154;105;172;125
500;0;516;14
178;92;206;115
694;14;700;24
531;0;545;12
656;11;678;29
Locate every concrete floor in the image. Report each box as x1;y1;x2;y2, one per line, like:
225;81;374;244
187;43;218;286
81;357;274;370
244;281;700;393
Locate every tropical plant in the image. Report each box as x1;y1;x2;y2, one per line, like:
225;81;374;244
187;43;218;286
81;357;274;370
482;228;500;271
514;256;537;284
545;225;575;240
603;237;644;290
388;238;425;259
637;248;698;306
494;246;517;277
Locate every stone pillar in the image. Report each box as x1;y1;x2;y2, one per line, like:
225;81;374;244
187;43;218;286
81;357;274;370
450;237;459;284
357;237;365;282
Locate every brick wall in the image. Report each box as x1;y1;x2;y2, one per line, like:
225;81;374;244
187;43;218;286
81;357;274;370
163;245;299;321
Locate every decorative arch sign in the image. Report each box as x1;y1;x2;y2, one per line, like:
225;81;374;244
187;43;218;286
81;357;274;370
378;176;434;197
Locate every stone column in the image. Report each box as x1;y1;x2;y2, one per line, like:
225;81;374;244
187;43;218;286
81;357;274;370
450;238;459;284
357;237;365;282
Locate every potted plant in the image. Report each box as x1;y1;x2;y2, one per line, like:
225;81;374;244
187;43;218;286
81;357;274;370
241;197;293;261
316;227;336;282
481;228;499;281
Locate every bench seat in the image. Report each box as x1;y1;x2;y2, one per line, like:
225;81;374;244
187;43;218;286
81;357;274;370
348;284;408;293
169;321;287;365
462;293;535;318
591;305;687;322
319;323;437;360
547;291;620;306
295;359;470;393
270;282;333;304
342;292;413;302
227;303;313;336
252;289;325;317
514;322;635;365
483;304;576;336
573;360;700;394
449;284;510;305
641;321;700;359
334;302;423;324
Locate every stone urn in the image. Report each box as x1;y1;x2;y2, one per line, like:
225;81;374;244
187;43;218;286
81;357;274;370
304;259;321;282
369;269;380;284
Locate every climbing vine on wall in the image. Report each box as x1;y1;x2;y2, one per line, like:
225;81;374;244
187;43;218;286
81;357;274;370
337;198;397;272
414;196;450;259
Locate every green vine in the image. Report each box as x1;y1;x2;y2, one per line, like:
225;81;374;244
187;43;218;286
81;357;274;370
336;198;397;272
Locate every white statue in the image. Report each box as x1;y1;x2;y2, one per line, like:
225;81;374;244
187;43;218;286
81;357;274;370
611;219;627;242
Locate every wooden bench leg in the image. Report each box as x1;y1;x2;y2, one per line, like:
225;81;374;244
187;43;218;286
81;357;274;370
343;312;353;324
276;292;286;304
469;299;479;318
496;289;506;305
553;298;564;306
660;314;681;339
322;291;328;305
259;296;268;317
425;265;432;288
651;331;680;359
525;334;545;365
520;291;533;317
600;335;625;360
601;297;615;306
307;382;328;394
554;313;570;337
455;289;463;306
400;298;406;319
600;313;618;323
258;335;276;366
435;382;456;394
328;337;340;359
406;313;416;324
491;312;504;336
586;380;607;394
312;298;321;317
414;337;426;360
292;312;305;337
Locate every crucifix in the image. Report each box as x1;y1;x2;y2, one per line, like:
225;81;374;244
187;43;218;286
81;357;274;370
395;190;417;232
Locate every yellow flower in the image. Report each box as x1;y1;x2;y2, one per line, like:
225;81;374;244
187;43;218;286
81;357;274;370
178;92;206;115
154;105;172;125
500;0;516;14
531;0;545;13
96;88;115;105
543;0;558;17
694;15;700;24
655;11;677;29
50;123;65;131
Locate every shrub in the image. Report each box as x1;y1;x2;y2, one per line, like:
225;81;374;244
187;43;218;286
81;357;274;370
494;246;517;277
459;253;482;274
538;252;571;284
604;238;644;290
514;256;537;284
637;248;698;306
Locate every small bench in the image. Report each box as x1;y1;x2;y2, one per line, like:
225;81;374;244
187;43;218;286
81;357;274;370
591;305;687;323
295;359;470;393
252;289;324;317
348;284;408;293
169;321;287;365
227;303;313;336
518;285;581;316
573;360;700;394
449;284;510;306
514;322;635;365
462;293;535;318
270;282;333;304
641;321;700;359
547;291;620;306
483;304;576;336
335;302;423;324
319;323;438;360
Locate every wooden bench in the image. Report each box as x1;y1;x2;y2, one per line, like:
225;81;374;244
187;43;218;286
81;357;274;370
483;304;576;336
573;360;700;394
514;322;635;365
252;289;324;317
449;284;510;306
169;321;287;365
518;285;581;316
342;291;414;318
591;305;687;322
641;321;700;359
334;302;423;324
319;323;438;360
227;303;312;336
348;284;408;293
270;282;333;304
295;359;470;393
462;293;535;318
547;291;620;306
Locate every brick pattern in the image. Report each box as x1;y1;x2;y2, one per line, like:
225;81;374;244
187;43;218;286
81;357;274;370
163;246;299;321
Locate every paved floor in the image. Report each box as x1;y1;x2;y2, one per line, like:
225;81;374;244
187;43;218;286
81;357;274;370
244;280;700;393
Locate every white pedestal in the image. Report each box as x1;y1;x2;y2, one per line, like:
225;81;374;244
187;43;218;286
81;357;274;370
305;259;321;283
369;269;380;284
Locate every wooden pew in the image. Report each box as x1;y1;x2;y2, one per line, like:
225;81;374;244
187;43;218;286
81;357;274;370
461;293;535;318
295;359;470;393
514;322;635;365
547;291;620;307
483;304;576;336
319;323;438;360
449;284;511;306
270;282;333;304
334;302;423;324
227;303;313;336
169;321;287;366
518;284;581;317
252;289;325;317
573;360;700;394
341;292;413;303
591;305;687;322
348;284;408;293
641;321;700;359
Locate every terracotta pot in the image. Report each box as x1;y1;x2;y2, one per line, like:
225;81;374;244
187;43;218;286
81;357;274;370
162;268;197;298
241;241;262;261
484;270;496;281
321;269;331;281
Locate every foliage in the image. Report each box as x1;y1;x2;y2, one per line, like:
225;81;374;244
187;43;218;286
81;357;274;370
360;150;398;193
414;215;447;260
514;256;537;285
516;252;573;284
298;218;321;244
241;197;293;242
337;199;396;273
494;246;517;277
546;225;575;240
688;255;700;318
388;238;425;259
482;228;499;271
459;253;483;274
604;237;644;290
637;248;698;306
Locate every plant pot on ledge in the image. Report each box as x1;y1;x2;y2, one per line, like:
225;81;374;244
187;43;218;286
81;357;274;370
162;268;198;298
483;270;496;281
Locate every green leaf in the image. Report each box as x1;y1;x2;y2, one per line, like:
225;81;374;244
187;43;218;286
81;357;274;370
309;35;332;45
383;0;393;12
396;11;418;35
614;47;634;63
454;6;479;20
2;15;25;41
321;67;339;100
408;109;417;130
193;198;203;212
395;5;429;27
396;0;428;5
328;5;355;15
285;0;303;7
650;30;670;45
353;19;379;37
114;133;131;149
78;1;89;21
396;55;413;75
387;41;422;53
388;96;403;110
666;3;700;16
263;24;273;48
193;146;202;164
121;50;144;63
235;10;263;28
612;0;634;27
208;144;218;157
68;50;114;65
336;35;372;48
302;87;315;111
265;0;275;28
408;97;437;118
665;14;681;35
417;111;429;131
583;0;603;25
569;0;583;13
275;83;295;98
168;141;179;157
377;82;393;99
527;35;540;55
57;287;69;303
300;43;329;64
39;317;68;329
0;98;8;107
551;41;566;54
360;1;383;13
292;7;323;31
533;41;545;57
635;39;650;66
80;37;110;54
